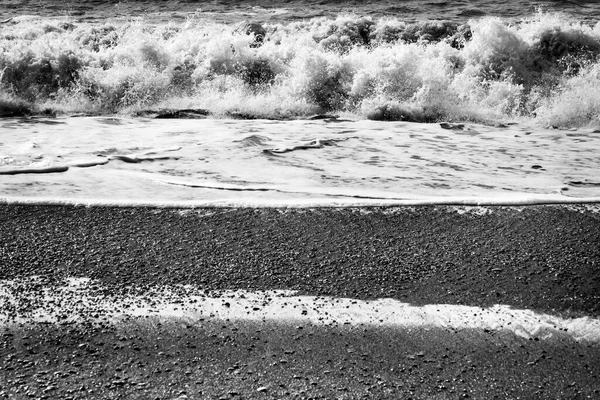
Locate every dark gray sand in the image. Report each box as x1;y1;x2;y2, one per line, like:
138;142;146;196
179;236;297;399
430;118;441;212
1;204;600;399
1;204;599;315
2;319;599;399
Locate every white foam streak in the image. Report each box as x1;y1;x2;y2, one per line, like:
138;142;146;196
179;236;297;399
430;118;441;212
2;194;600;209
1;278;598;342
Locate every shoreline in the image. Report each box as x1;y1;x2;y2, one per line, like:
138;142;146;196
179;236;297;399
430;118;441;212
3;195;600;209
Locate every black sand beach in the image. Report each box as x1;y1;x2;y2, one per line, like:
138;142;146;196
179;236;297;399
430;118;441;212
2;318;599;399
1;204;600;399
1;204;599;315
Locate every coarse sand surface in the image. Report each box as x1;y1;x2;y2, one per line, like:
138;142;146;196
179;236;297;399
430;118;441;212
1;204;599;399
1;204;599;316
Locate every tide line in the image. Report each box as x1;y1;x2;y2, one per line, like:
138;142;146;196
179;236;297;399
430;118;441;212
1;277;599;342
1;195;600;208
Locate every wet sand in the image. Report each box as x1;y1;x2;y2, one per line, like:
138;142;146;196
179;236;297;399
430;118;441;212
1;204;599;399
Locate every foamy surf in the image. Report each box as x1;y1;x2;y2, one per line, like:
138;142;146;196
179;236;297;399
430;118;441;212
1;277;598;342
1;117;600;206
2;10;600;127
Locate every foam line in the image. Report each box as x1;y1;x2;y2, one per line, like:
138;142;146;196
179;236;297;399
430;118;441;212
155;177;600;202
158;179;415;198
161;180;276;192
0;166;69;175
108;154;180;163
1;195;600;208
70;159;110;168
1;277;598;342
264;137;357;154
0;146;182;174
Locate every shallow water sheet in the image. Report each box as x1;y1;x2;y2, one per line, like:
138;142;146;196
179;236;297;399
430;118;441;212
1;117;600;207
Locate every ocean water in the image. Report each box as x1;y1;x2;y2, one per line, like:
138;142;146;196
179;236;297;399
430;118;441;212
1;0;600;205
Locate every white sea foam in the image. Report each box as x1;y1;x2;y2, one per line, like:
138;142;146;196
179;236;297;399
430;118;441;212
1;277;598;342
1;117;599;207
2;11;600;126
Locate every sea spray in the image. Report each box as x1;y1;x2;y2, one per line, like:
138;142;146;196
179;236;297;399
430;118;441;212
1;12;600;127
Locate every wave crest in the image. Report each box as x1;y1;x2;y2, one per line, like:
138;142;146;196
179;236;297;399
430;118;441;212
1;12;600;127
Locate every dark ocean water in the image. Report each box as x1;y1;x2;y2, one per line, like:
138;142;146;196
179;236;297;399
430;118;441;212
3;1;600;24
2;0;600;126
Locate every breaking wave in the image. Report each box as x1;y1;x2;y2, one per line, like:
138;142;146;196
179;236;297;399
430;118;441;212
2;12;600;127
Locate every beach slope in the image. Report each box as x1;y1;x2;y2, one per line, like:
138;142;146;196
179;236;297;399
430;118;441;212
1;204;599;399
